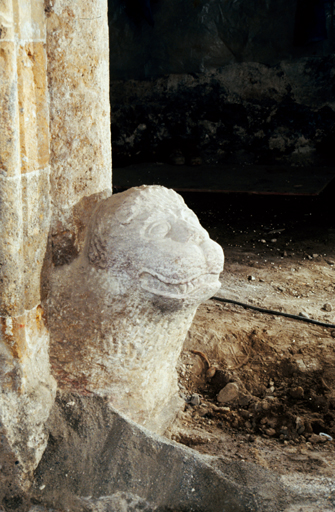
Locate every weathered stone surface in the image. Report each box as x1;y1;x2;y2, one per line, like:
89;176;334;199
31;392;289;512
217;382;240;403
108;0;299;80
1;0;112;506
0;41;20;177
22;169;51;310
28;493;157;512
17;42;49;174
0;176;24;316
46;0;112;257
110;58;335;168
0;306;56;504
48;186;224;433
0;1;56;502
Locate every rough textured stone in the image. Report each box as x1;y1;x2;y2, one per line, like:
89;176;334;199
45;0;112;261
110;58;335;168
47;186;224;433
0;176;25;316
22;169;51;310
31;392;289;512
0;40;20;177
0;0;111;505
107;0;301;80
0;306;56;505
217;382;239;403
0;2;55;502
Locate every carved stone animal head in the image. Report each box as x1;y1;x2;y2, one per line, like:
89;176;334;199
85;185;224;303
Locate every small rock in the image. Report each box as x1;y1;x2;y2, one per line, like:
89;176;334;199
271;239;277;243
322;303;332;312
260;239;266;244
217;382;239;404
198;407;210;418
312;254;319;259
245;420;252;429
267;417;278;428
331;330;335;339
265;428;276;436
309;433;323;444
290;386;304;399
247;434;255;442
238;394;251;407
282;251;288;257
206;366;217;379
280;426;288;437
295;416;305;434
299;312;309;319
248;275;256;281
239;409;250;419
262;401;270;411
189;394;201;406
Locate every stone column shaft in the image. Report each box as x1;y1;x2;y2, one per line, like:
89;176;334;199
0;0;56;495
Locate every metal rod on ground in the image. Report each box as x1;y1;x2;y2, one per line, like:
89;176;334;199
211;296;335;330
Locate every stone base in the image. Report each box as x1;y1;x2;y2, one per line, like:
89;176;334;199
30;392;289;512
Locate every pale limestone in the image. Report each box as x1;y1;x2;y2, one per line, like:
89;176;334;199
46;0;112;240
0;0;111;501
0;175;24;316
217;382;239;403
44;0;112;265
22;168;51;310
48;186;224;433
0;41;20;177
0;1;56;497
0;306;56;491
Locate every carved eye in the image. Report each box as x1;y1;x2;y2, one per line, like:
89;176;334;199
146;221;171;238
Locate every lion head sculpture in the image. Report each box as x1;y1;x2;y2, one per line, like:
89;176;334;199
85;185;223;303
48;186;224;433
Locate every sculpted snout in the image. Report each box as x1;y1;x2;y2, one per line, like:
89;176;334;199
201;238;224;275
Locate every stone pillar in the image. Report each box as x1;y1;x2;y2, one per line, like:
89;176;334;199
0;0;111;501
45;0;112;266
0;0;56;498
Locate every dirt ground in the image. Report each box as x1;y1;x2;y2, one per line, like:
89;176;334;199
166;186;335;510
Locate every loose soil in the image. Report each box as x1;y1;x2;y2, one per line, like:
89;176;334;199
166;186;335;510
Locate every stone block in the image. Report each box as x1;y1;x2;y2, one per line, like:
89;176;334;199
31;392;288;512
47;0;111;212
48;186;224;433
0;176;24;316
17;42;49;174
0;306;56;502
13;0;46;41
0;41;20;177
22;168;51;310
0;0;15;41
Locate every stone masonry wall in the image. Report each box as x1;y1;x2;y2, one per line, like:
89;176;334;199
108;0;335;168
45;0;112;268
0;0;57;498
0;0;111;503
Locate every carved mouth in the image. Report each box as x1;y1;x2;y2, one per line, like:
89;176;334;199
139;270;221;299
